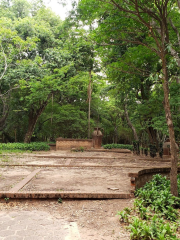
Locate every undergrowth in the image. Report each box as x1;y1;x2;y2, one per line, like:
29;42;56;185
117;174;180;239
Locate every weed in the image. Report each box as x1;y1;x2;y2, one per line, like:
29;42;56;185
71;147;85;152
1;157;10;163
124;207;131;214
117;210;129;223
4;197;9;203
58;198;63;203
79;146;84;152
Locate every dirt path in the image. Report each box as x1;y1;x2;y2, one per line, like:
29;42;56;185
0;198;133;240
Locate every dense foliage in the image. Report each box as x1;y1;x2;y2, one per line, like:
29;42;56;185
0;0;180;152
118;175;180;239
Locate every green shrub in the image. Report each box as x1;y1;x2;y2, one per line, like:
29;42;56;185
0;142;50;151
135;174;180;221
103;144;133;151
129;215;178;240
118;174;180;239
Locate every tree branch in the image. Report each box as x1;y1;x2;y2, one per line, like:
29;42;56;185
0;43;8;81
169;18;180;47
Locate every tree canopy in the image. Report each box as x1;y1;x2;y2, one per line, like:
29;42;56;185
0;0;180;189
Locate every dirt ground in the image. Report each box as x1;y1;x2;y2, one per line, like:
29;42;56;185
0;166;34;191
0;151;171;193
0;198;133;240
0;150;173;239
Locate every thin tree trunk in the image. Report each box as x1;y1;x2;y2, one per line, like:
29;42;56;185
124;101;139;141
162;55;178;196
0;96;9;131
88;70;92;139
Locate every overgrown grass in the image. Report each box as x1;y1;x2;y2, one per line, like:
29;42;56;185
117;174;180;239
103;143;133;151
0;142;50;152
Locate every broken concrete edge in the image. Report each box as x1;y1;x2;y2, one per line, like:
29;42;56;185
9;169;41;193
128;167;180;177
0;164;146;168
136;158;171;162
128;167;180;190
0;192;134;199
33;156;131;159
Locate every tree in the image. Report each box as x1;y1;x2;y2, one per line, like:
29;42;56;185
77;0;179;196
18;51;74;143
12;0;31;18
0;17;36;131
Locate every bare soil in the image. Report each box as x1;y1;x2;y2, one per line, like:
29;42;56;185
0;151;170;193
21;167;131;193
0;150;173;239
0;198;133;240
0;166;34;191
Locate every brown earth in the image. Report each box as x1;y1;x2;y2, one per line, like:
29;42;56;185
0;151;171;193
0;150;173;239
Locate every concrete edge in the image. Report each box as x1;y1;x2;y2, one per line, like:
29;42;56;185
33;156;132;159
128;167;180;178
0;192;134;199
85;149;132;153
0;164;150;169
128;167;180;191
9;169;41;193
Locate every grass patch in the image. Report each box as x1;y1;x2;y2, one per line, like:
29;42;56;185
1;158;10;163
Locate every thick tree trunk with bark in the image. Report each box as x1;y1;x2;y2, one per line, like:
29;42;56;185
24;97;51;143
24;110;40;143
162;55;178;196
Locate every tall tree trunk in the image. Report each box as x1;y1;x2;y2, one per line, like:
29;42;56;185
124;101;138;141
162;54;178;196
87;70;92;139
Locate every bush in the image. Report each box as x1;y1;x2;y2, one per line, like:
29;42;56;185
103;143;133;151
0;142;50;151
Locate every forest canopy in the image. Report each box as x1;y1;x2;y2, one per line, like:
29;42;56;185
0;0;179;151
